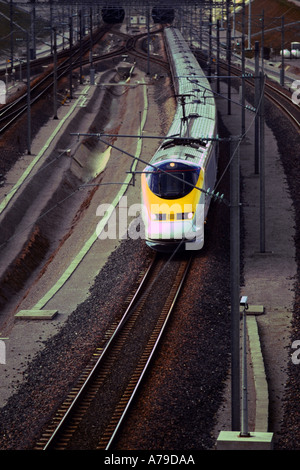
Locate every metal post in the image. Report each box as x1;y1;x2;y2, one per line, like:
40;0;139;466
26;31;31;155
217;19;220;94
261;10;264;73
227;0;231;115
240;297;250;437
232;0;236;41
69;16;73;100
254;41;260;174
62;5;65;50
90;7;95;85
82;5;86;36
230;136;241;431
241;0;245;136
79;10;83;84
90;7;93;68
280;16;285;87
259;72;265;253
49;0;53;55
248;0;252;50
199;4;203;50
53;27;58;119
208;8;212;79
10;0;14;73
30;0;36;60
221;0;224;28
147;7;150;75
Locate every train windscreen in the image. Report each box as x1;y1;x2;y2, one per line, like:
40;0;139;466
146;162;200;199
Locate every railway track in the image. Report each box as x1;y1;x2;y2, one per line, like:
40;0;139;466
263;80;300;130
218;59;300;130
0;25;111;135
34;252;191;450
0;27;167;136
124;29;169;71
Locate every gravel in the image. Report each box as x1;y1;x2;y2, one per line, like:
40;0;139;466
262;90;300;451
0;110;232;450
0;37;299;450
0;238;153;450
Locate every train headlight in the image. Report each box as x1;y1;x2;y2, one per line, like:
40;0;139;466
177;212;194;220
151;213;166;221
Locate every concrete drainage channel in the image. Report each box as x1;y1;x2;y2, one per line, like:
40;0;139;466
217;308;274;450
0;68;139;323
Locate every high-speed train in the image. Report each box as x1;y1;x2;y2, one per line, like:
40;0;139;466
141;27;218;251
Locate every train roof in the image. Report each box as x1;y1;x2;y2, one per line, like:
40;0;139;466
148;27;216;168
164;27;216;139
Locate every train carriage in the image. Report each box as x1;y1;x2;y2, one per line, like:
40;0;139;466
141;27;218;251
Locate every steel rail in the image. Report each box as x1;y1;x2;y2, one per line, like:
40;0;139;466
218;59;300;130
124;30;169;70
35;255;157;450
264;82;300;130
0;25;116;131
34;253;191;450
101;255;192;450
0;29;166;135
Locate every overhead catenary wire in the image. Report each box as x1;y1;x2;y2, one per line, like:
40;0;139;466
0;115;255;255
71;132;228;203
214;71;266;192
70;63;263;206
0;6;267;252
0;140;79;207
0;184;80;251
